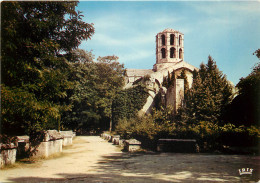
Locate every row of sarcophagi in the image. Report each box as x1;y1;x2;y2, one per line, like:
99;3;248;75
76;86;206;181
0;130;76;168
100;133;142;152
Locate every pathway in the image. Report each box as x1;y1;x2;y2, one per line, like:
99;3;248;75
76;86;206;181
0;136;259;182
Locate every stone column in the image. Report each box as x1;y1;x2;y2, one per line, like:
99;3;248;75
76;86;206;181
175;79;184;111
166;78;184;112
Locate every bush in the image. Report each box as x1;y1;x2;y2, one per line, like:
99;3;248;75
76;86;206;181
115;107;260;151
112;85;149;128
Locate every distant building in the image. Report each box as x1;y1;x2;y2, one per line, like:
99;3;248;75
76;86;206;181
125;28;198;114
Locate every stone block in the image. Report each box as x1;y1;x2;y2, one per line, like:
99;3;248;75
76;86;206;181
104;134;108;140
32;139;63;158
0;147;17;168
157;139;197;153
17;136;29;143
62;136;73;146
124;139;141;152
60;131;73;146
45;130;63;142
119;139;125;147
100;132;108;139
112;135;120;145
108;135;112;142
104;135;111;141
60;131;73;136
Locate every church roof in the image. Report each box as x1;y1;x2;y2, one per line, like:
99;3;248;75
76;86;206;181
126;69;153;77
158;28;184;35
170;60;198;72
163;28;176;32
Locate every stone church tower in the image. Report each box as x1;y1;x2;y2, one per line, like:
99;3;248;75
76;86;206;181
154;29;184;71
125;28;197;114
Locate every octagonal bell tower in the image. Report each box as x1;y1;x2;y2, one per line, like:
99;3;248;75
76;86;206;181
153;28;184;71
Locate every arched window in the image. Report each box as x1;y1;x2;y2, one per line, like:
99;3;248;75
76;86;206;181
170;47;175;58
179;48;183;59
170;34;175;45
161;34;165;46
179;35;182;46
161;48;166;58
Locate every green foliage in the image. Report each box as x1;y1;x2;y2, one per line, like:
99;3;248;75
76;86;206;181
112;85;149;128
132;74;151;85
1;1;94;87
227;52;260;126
143;74;151;82
162;71;176;88
178;56;233;125
253;49;260;59
115;106;176;149
1;1;94;146
0;134;18;150
116;55;259;151
116;108;260;150
1;85;61;136
62;50;125;131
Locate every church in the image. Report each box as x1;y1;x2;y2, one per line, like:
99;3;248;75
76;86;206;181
125;28;198;114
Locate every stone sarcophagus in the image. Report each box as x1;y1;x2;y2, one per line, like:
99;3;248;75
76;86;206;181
124;139;141;152
112;135;120;145
157;139;197;153
32;130;63;158
0;143;17;168
60;131;74;146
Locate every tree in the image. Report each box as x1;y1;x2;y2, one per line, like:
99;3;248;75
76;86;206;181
162;71;175;88
1;2;94;140
61;50;126;133
178;56;233;125
2;1;94;87
227;51;260;126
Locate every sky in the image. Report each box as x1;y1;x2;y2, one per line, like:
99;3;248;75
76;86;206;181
78;1;260;85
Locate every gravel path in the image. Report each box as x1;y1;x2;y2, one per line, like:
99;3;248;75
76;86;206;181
0;136;259;183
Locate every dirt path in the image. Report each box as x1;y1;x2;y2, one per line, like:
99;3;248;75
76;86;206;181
0;136;259;182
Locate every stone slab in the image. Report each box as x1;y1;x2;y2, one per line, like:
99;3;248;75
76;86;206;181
124;139;141;152
157;139;197;153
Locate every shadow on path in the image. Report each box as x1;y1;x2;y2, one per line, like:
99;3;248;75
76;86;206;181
9;150;260;183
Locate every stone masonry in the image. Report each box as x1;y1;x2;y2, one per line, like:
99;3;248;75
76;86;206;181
125;28;197;114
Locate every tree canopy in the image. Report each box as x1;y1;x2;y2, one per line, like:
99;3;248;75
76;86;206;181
177;56;233;125
226;51;260;126
62;50;126;132
1;1;94;138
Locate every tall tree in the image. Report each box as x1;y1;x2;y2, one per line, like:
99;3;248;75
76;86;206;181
178;56;233;124
1;2;94;137
62;51;126;132
227;51;260;126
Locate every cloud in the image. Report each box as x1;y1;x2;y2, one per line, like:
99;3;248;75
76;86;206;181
90;28;155;48
92;34;123;46
120;49;153;63
191;2;260;16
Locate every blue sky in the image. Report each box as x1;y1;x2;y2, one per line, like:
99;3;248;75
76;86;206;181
78;1;260;85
